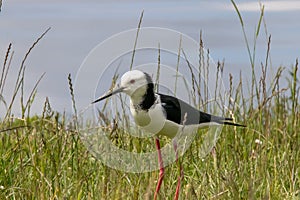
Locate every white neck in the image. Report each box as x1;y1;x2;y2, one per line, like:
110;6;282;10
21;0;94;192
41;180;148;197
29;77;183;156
129;85;147;105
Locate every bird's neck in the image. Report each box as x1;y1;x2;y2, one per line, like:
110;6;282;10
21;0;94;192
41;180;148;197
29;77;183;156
131;83;155;110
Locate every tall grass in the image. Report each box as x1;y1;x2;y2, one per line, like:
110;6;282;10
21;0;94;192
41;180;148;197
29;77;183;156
1;4;299;200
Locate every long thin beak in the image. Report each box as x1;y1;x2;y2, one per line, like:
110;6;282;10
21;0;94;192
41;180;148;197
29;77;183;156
92;87;124;104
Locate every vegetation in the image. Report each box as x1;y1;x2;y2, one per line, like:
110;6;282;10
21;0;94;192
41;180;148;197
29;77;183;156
0;2;299;200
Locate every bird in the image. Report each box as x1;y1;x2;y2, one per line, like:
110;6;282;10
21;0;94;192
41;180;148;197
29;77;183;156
93;70;245;200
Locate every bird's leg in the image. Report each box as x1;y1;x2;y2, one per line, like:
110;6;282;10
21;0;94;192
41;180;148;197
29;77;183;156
173;140;183;200
154;137;164;200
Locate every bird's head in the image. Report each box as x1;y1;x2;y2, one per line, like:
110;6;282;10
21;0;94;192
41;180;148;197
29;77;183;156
93;70;153;104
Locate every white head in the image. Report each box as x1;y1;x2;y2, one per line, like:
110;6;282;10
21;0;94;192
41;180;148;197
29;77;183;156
120;70;148;95
93;70;153;104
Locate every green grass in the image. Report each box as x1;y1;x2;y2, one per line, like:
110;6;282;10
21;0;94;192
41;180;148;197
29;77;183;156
1;3;300;199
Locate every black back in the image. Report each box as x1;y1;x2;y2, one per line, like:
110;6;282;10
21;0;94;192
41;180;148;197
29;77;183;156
159;93;236;126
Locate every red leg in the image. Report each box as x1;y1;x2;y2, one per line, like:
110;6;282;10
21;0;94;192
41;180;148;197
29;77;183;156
154;138;164;200
173;140;183;200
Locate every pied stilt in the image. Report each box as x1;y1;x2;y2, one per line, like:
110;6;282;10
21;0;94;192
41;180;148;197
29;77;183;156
93;70;245;199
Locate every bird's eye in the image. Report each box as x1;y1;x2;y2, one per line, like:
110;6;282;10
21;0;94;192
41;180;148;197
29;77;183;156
130;79;135;84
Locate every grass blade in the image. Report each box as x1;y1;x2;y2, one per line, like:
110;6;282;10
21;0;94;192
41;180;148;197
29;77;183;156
130;10;144;71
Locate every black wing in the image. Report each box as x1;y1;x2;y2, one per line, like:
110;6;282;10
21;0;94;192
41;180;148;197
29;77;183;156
158;93;244;127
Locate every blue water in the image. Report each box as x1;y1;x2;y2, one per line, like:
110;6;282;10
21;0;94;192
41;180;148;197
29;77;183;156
0;0;299;116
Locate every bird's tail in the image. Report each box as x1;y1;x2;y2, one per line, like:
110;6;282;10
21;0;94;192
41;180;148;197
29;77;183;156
216;117;246;127
199;111;246;127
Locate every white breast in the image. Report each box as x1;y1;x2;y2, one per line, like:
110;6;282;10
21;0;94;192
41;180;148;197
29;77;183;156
130;102;167;135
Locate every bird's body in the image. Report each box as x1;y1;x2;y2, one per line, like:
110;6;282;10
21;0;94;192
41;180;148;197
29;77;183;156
93;69;245;200
130;93;181;138
130;93;229;138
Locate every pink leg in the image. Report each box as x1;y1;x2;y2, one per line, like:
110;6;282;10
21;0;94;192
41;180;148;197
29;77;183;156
173;140;183;200
154;138;164;200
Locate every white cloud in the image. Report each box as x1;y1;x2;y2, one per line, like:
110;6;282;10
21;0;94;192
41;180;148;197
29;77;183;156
230;1;300;12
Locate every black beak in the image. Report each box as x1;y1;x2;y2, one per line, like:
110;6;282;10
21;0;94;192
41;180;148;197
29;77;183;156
92;87;124;104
